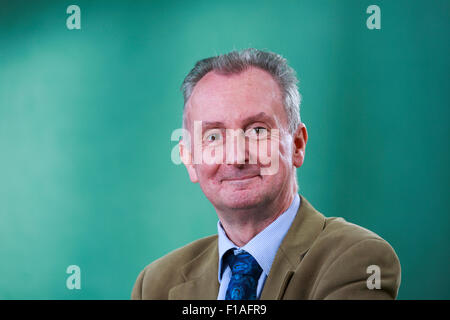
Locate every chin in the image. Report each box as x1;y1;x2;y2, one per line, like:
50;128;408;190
217;188;266;210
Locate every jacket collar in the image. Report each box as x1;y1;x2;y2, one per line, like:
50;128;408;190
168;194;325;300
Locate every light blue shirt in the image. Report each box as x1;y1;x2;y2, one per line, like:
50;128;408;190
217;194;300;300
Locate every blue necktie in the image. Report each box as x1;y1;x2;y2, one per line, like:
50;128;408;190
225;250;263;300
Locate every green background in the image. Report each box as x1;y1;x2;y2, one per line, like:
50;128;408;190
0;0;448;299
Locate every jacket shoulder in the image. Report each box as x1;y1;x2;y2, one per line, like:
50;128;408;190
308;217;401;299
145;234;218;271
131;234;217;299
316;216;399;262
321;216;385;245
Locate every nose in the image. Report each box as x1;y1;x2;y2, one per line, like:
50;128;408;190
225;130;248;165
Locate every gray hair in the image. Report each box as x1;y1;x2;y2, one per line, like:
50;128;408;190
181;48;302;133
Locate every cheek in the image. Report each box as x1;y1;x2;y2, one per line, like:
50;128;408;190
195;163;221;184
278;138;293;164
253;134;292;168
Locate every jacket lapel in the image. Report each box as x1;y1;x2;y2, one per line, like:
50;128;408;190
260;194;326;299
168;238;220;300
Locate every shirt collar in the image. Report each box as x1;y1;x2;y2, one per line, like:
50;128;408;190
217;194;300;282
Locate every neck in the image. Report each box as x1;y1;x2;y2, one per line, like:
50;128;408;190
217;189;295;247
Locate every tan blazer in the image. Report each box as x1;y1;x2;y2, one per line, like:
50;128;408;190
131;195;401;299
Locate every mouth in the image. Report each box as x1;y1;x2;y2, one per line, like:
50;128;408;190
221;174;260;182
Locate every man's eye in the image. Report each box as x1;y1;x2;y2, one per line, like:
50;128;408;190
246;126;268;139
208;134;218;141
254;127;267;135
204;131;223;143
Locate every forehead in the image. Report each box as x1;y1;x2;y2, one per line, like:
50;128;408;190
185;67;287;127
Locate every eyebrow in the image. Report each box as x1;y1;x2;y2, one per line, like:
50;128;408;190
242;112;274;127
201;112;274;130
201;121;225;130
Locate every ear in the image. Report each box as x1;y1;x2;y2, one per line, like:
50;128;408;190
292;123;308;168
179;139;199;183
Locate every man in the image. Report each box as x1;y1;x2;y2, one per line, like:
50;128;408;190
131;48;401;300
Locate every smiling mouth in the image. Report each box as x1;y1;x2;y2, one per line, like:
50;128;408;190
222;175;260;182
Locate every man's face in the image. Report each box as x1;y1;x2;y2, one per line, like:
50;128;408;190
182;67;305;212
